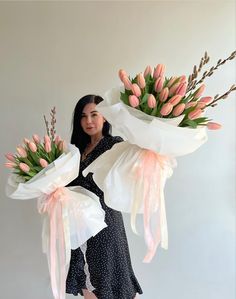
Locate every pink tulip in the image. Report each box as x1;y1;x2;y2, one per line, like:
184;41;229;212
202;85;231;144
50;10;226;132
58;140;66;152
5;153;15;162
129;95;140;108
16;146;27;158
44;135;51;144
167;77;177;88
19;162;30;173
185;101;198;109
54;135;62;145
131;83;141;97
4;161;17;168
154;76;165;93
179;75;187;83
147;95;156;108
39;158;48;168
175;82;187;96
122;76;132;90
196;102;206;109
207;122;222;130
144;65;153;77
153;64;166;79
159;87;169;102
188;108;202;120
193;84;206;99
168;95;182;106
118;69;127;81
199;96;213;105
23;138;30;145
28;142;37;152
44;141;51;153
169;83;180;97
137;73;146;89
32;134;40;144
160;103;173;116
172;103;186;116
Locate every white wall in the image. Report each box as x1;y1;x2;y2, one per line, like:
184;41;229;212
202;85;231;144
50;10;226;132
0;1;235;299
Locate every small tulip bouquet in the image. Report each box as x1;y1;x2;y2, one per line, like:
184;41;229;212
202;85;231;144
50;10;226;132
83;50;236;263
4;107;106;299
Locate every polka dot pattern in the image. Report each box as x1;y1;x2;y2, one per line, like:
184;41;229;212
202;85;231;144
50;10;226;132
66;136;143;298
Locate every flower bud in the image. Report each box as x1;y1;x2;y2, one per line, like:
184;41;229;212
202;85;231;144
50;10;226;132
39;158;48;168
153;64;166;79
179;75;187;83
16;146;27;158
168;95;182;106
166;77;177;88
44;135;51;144
154;76;164;93
207;122;222;130
54;135;62;145
193;84;205;99
28;142;37;153
169;83;180;97
58;140;66;152
5;153;15;162
160;103;173;116
129;95;140;108
118;69;127;81
44;141;51;153
196;102;206;109
32;134;40;144
188;108;202;120
172;103;186;116
131;83;141;97
4;162;17;168
199;96;213;105
122;76;132;90
144;65;153;77
19;162;30;173
137;73;146;89
185;101;198;109
147;95;156;108
159;87;169;102
23;138;30;145
175;82;187;96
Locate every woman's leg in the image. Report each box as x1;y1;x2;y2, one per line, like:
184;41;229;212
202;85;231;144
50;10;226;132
82;289;98;299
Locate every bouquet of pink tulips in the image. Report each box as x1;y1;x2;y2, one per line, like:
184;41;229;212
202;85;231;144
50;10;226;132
83;50;236;264
4;107;107;299
119;50;236;129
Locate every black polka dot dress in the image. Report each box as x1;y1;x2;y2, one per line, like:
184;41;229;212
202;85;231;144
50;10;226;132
66;135;143;299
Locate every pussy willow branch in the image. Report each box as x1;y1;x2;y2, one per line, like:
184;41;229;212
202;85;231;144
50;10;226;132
43;115;50;137
206;84;236;108
50;106;56;140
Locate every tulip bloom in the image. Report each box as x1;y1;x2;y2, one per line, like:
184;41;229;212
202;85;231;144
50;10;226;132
28;142;37;153
137;73;146;89
39;158;48;168
131;83;141;97
154;77;164;93
169;83;180;97
207;122;222;130
129;95;140;108
58;140;66;152
5;153;15;162
4;162;17;168
172;103;186;116
16;146;27;158
188;108;202;120
32;134;40;144
122;76;132;90
147;95;156;108
196;102;206;109
19;162;30;173
185;101;198;109
23;138;30;145
54;135;62;145
175;82;187;96
193;84;206;99
44;141;51;153
153;64;166;79
44;135;51;144
160;103;173;116
199;96;213;105
144;65;153;77
118;69;127;81
179;75;187;83
168;95;182;106
159;87;169;102
166;76;177;88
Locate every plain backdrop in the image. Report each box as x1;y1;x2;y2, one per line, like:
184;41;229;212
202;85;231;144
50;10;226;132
0;1;235;299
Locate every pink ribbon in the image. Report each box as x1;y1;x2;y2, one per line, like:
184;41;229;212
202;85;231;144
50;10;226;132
132;149;169;263
38;187;68;299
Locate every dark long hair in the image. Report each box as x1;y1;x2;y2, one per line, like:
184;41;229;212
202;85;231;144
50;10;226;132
70;95;111;153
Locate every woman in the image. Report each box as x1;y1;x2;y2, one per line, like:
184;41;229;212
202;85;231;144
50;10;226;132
66;95;143;299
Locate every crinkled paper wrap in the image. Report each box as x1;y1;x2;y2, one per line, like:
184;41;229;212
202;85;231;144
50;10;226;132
6;144;107;299
83;87;208;262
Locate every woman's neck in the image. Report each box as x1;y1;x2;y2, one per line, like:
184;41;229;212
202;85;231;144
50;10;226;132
90;133;103;145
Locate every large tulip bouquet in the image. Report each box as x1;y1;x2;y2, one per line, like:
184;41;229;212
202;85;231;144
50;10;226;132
83;51;236;263
4;107;106;299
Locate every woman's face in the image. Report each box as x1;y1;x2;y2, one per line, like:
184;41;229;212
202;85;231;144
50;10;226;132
80;103;105;137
